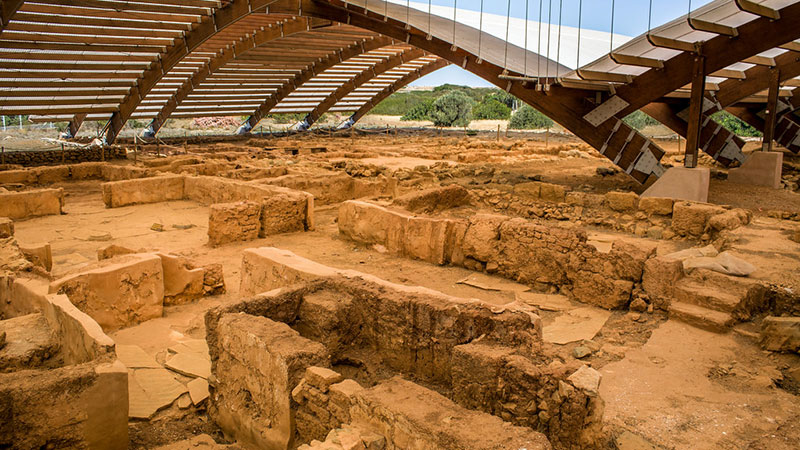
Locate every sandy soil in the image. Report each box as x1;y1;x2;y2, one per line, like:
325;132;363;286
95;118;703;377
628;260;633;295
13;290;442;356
7;132;800;449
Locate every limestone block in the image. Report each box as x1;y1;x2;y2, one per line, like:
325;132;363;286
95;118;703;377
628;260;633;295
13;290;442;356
157;253;205;305
461;214;507;262
0;217;13;238
539;182;567;202
49;253;164;331
260;192;311;236
70;162;104;180
641;167;709;202
19;242;52;271
513;181;541;198
207;201;261;247
759;316;800;352
393;184;471;213
403;216;452;265
305;366;343;391
567;364;602;396
338;201;408;254
33;166;70;184
605;191;639;212
0;188;63;219
97;244;136;260
239;247;340;297
642;256;684;302
638;196;674;216
0;169;36;185
671;201;725;237
101;175;185;208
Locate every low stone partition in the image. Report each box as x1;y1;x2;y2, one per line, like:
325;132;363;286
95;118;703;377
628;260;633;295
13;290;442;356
0;188;63;220
0;275;128;449
49;252;225;331
259;172;395;206
225;248;604;449
101;175;314;238
337;201;656;309
0;146;125;167
0;162;151;185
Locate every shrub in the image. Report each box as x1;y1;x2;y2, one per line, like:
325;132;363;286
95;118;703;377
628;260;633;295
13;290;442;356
472;99;511;120
711;111;762;137
623;111;660;130
429;90;474;127
401;99;434;121
509;105;553;129
484;91;516;109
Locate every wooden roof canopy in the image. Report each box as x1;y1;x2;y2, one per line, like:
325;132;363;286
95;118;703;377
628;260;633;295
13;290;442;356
1;0;799;182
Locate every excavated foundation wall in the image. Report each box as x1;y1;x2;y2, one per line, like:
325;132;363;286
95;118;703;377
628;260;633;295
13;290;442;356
0;147;125;166
258;172;396;206
337;200;656;309
0;188;64;220
0;276;128;449
225;248;605;449
100;175;314;237
0;161;151;185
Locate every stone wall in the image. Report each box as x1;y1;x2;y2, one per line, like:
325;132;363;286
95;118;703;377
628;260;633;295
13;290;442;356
260;172;395;206
0;147;125;167
0;162;152;185
337;201;656;309
0;275;128;449
218;250;604;449
101;175;185;208
0;188;63;220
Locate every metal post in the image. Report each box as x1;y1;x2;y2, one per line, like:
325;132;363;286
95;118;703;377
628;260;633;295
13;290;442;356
762;68;781;152
1;146;4;165
685;53;706;168
61;143;65;163
2;116;5;131
18;115;22;130
497;124;501;141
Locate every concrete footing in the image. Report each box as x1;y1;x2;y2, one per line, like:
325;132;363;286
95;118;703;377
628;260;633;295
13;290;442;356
641;167;710;203
727;151;783;189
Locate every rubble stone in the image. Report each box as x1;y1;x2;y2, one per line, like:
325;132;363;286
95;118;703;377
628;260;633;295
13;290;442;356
207;201;261;246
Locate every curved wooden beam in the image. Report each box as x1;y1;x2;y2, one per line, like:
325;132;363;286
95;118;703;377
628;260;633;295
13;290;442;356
267;0;666;183
338;57;449;128
237;34;393;133
141;16;314;138
292;47;426;130
0;0;24;34
103;0;280;144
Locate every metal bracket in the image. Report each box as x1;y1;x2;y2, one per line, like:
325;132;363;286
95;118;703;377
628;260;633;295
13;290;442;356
584;95;629;127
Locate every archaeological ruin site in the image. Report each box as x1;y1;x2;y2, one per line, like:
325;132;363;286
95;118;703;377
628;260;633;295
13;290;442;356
1;0;800;449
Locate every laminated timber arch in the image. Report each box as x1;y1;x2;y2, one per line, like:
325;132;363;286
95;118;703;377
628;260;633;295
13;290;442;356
337;57;449;129
141;15;326;138
0;0;24;33
267;0;669;183
288;47;427;131
101;0;299;144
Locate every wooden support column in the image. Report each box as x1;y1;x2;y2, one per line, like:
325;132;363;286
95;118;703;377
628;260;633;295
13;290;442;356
762;68;781;151
685;54;706;168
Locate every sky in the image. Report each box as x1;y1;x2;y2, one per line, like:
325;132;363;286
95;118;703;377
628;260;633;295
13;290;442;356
386;0;715;86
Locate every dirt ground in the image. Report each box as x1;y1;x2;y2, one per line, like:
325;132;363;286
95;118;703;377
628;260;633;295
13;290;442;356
7;131;800;449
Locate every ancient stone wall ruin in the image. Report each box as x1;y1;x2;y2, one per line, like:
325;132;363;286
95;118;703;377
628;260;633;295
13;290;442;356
0;188;64;220
0;275;128;449
337;200;656;309
216;249;604;449
0;147;126;166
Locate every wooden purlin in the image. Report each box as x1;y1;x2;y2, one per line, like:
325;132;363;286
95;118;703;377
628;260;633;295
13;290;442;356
143;16;316;136
302;48;425;126
103;0;280;144
588;1;800;122
347;58;449;123
275;0;666;183
242;35;394;130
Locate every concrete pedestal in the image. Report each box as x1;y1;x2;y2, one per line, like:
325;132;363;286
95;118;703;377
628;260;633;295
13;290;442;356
641;167;710;203
727;151;783;189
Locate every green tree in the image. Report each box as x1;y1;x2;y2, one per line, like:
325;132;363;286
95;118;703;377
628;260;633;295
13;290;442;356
711;111;761;137
472;98;511;120
429;91;474;127
484;91;516;109
509;105;553;129
400;99;434;121
622;111;660;130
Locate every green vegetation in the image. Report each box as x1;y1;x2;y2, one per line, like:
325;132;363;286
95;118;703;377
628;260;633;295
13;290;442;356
509;105;553;130
429;91;474;127
622;111;660;130
373;84;500;117
472;99;511;120
400;99;434;121
711;111;761;137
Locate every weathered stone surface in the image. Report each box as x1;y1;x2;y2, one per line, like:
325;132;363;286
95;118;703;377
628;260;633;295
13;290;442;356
0;217;13;238
305;366;343;391
50;253;164;331
187;377;209;405
207;201;261;246
671;202;724;237
350;377;551;450
638;197;674;216
157;253;205;304
393;184;471;213
97;244;137;260
165;352;211;379
128;367;188;419
102;175;185;208
567;364;602;396
0;188;64;219
18;242;52;272
605;191;639;212
760;316;800;352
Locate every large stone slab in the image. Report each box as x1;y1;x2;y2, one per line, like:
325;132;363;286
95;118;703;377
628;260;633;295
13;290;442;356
50;253;164;331
0;188;64;219
760;316;800;352
207;201;261;246
101;175;185;208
